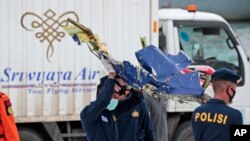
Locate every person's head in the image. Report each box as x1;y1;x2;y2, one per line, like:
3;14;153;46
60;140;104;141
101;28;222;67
112;76;130;100
97;75;130;99
96;75;131;110
211;68;240;103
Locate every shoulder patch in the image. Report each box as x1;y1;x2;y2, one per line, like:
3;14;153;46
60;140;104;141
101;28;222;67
101;115;108;122
4;100;13;115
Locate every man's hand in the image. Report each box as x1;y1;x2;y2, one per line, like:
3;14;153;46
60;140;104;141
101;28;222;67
108;72;116;79
101;56;115;73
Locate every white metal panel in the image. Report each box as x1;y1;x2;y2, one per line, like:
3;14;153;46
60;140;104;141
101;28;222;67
159;9;227;23
0;0;9;92
0;0;154;122
104;0;153;65
165;20;175;53
149;0;159;46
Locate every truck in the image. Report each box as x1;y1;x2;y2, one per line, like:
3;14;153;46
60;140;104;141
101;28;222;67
159;6;250;141
0;0;249;141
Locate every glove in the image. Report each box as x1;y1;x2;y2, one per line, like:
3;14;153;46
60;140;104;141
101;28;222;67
101;55;115;73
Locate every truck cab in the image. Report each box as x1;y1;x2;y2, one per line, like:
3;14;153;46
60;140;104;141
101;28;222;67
159;7;250;141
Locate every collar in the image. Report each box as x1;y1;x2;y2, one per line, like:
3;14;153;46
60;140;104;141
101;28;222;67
118;93;132;103
207;99;226;104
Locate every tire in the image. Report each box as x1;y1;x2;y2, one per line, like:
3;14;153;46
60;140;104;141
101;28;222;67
19;128;44;141
173;121;194;141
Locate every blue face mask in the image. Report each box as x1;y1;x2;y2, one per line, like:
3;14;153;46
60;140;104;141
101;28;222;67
106;99;118;111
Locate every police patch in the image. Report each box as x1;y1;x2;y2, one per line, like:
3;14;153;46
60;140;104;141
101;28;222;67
132;110;139;117
4;100;13;115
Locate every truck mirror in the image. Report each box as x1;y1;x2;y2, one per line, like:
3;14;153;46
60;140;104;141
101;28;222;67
192;43;204;60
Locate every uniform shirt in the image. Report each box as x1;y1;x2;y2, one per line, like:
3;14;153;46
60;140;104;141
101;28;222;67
192;99;243;141
116;92;155;141
80;79;118;141
80;79;144;141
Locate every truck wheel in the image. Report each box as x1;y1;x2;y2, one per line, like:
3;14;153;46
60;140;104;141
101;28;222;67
173;121;194;141
19;128;44;141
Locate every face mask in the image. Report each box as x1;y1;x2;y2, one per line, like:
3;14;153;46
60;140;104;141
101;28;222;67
106;98;118;111
227;87;236;104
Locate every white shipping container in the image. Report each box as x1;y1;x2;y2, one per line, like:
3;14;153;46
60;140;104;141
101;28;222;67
0;0;158;124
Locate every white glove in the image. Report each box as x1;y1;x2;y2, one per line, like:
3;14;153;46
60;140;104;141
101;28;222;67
101;56;115;73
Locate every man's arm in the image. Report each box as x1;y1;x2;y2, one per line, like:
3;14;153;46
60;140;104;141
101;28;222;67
142;102;155;141
80;73;116;124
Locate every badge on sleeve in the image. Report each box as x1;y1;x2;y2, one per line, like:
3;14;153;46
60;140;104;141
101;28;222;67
101;115;108;122
4;100;13;115
132;110;139;118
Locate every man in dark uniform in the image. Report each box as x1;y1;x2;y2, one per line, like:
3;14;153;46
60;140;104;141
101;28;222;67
116;93;155;141
92;75;155;141
80;72;144;141
80;72;118;141
191;68;243;141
